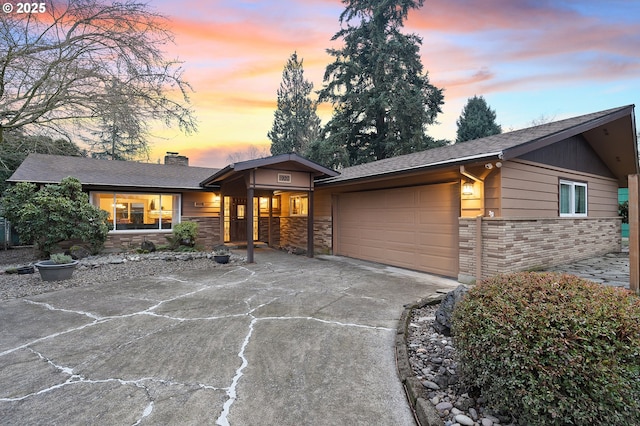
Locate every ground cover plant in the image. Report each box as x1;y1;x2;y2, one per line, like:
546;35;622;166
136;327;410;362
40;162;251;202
452;272;640;425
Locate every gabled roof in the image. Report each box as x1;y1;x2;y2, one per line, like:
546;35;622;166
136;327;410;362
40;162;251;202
8;154;220;190
201;153;338;186
318;105;637;185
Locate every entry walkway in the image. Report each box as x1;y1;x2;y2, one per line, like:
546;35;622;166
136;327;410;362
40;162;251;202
0;249;459;425
545;251;630;289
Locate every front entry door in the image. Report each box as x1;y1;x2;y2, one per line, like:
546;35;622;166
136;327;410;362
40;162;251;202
230;197;247;241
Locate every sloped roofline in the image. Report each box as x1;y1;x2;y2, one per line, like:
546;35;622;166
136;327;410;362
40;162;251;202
200;153;339;186
317;105;637;186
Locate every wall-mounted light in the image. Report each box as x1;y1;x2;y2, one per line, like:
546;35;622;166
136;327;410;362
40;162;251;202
462;182;474;196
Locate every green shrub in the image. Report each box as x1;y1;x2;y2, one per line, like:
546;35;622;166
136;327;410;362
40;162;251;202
2;177;109;256
452;272;640;426
50;253;73;264
165;221;199;249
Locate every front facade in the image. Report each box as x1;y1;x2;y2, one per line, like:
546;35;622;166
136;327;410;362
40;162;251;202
8;105;638;282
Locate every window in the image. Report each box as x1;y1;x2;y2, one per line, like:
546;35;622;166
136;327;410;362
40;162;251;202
92;192;180;231
290;195;308;216
559;180;587;217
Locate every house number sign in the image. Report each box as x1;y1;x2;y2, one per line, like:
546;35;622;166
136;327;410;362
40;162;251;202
277;173;292;184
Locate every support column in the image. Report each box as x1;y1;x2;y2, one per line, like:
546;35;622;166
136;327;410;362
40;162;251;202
307;190;314;258
475;215;483;283
219;194;225;245
247;186;254;263
268;195;273;247
629;175;639;294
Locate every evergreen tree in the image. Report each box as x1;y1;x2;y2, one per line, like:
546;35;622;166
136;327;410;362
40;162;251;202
455;96;502;143
268;52;321;156
315;0;444;168
0;131;84;192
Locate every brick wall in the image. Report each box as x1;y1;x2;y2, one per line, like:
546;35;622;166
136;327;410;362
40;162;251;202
280;217;307;250
459;217;621;283
104;216;221;251
103;232;171;251
258;217;281;247
184;216;221;249
279;215;332;254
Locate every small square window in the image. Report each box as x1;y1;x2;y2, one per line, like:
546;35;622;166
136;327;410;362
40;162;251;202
559;180;587;217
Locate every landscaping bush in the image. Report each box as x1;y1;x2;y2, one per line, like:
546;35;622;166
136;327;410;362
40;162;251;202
452;272;640;426
2;177;109;256
165;220;199;250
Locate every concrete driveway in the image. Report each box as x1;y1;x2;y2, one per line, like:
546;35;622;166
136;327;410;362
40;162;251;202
0;249;459;425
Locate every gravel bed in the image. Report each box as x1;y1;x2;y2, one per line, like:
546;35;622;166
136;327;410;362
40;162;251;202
407;304;517;426
0;247;245;301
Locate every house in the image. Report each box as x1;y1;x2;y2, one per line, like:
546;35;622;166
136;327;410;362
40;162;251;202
7;105;638;283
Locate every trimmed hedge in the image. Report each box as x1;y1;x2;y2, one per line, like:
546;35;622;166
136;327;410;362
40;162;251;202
452;272;640;425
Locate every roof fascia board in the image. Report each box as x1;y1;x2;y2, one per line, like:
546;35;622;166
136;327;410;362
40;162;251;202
631;106;639;174
317;151;503;186
233;153;339;176
502;106;634;161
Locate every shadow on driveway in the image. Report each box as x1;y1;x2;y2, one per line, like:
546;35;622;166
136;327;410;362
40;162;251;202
0;249;459;425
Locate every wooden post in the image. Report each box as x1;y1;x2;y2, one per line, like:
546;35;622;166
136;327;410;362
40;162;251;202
247;186;254;263
629;175;639;294
268;195;273;248
307;190;314;258
475;215;483;283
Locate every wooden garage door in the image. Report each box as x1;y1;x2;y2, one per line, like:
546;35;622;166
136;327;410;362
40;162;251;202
336;183;459;277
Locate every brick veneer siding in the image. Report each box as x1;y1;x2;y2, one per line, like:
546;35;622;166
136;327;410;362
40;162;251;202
184;216;221;249
279;216;333;254
258;217;281;247
280;217;307;250
103;216;221;251
459;217;621;283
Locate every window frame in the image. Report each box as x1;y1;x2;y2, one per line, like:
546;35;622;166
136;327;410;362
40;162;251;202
559;180;588;217
91;191;182;233
289;194;308;217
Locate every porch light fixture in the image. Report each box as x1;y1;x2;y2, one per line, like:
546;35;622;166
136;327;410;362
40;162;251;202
462;182;474;196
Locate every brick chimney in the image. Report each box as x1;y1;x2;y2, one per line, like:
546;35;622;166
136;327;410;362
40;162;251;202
164;152;189;166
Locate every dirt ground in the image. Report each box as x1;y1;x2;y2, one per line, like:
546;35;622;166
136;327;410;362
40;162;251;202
0;246;39;266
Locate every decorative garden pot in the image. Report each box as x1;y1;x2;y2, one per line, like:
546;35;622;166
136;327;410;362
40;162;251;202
35;260;79;281
213;254;230;264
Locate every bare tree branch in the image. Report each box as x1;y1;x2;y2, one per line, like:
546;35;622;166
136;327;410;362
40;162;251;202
0;0;197;158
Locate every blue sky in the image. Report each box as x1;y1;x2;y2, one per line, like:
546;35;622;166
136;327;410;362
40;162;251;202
148;0;640;167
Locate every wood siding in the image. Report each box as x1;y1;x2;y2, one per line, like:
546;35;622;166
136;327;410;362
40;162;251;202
500;160;619;218
182;191;220;217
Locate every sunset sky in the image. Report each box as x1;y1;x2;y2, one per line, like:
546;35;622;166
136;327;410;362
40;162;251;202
148;0;640;168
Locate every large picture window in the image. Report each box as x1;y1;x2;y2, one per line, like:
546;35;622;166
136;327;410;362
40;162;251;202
559;180;587;217
92;192;180;231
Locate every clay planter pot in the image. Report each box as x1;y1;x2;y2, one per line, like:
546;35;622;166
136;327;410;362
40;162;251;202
35;260;79;281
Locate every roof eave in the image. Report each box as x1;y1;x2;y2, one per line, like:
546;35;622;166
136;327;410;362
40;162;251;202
502;105;635;161
316;151;503;186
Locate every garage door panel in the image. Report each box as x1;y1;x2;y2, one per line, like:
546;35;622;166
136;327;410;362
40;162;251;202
337;183;459;277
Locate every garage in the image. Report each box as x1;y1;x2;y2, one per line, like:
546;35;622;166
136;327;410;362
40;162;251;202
335;182;460;277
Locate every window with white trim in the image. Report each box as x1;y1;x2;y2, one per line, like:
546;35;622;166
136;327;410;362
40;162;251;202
559;180;587;217
92;192;181;231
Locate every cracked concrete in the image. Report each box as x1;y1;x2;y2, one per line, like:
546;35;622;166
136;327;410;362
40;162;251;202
0;249;459;425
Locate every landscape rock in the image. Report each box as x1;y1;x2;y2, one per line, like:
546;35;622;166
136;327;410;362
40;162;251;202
68;245;92;260
432;284;468;336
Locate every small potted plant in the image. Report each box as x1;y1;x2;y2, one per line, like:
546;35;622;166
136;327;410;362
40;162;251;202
35;253;79;281
213;247;231;264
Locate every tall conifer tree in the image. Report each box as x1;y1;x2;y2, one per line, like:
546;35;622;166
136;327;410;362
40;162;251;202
268;52;321;156
314;0;444;167
455;96;502;143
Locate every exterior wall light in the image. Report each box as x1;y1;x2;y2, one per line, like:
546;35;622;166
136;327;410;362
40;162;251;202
462;182;474;196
